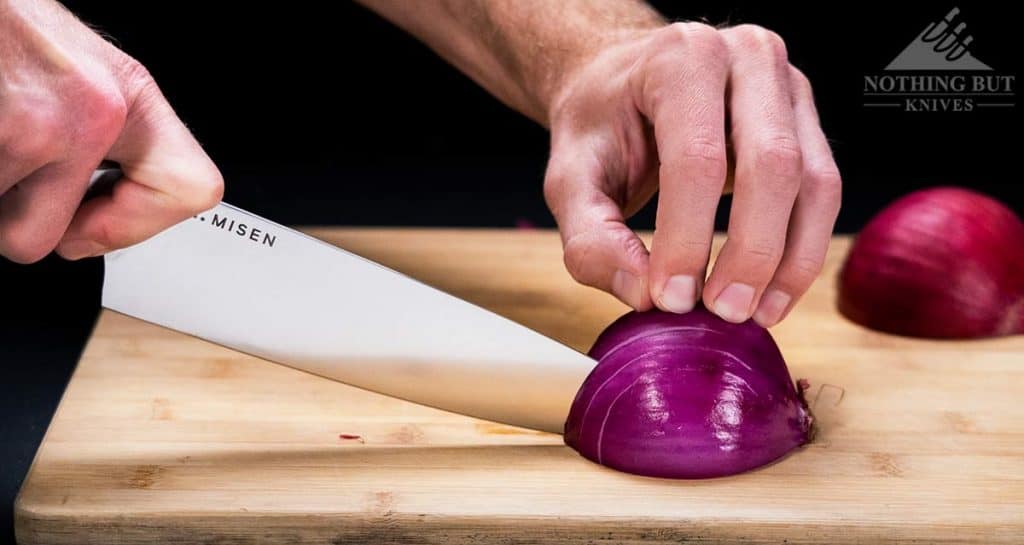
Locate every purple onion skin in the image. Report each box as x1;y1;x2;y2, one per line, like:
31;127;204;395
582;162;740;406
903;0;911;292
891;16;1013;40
564;307;814;479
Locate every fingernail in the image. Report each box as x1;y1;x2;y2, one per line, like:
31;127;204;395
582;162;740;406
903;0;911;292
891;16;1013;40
753;288;792;327
658;275;697;313
712;282;756;323
60;240;106;259
612;269;644;310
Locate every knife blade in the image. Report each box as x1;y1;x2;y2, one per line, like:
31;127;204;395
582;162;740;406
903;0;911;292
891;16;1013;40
90;167;597;433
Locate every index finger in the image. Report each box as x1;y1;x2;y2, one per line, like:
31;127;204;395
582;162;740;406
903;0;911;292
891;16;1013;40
57;69;223;259
633;23;730;314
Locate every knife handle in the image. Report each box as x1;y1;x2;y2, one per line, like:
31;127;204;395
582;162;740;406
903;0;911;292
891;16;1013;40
88;161;123;194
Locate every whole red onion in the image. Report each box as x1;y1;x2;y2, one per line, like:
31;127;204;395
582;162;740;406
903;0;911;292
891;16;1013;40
839;187;1024;338
564;308;814;479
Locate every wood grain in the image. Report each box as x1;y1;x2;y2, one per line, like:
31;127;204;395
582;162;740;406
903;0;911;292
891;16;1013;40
15;230;1024;544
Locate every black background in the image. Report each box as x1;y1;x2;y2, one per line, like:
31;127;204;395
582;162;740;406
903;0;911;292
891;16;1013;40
2;2;1020;542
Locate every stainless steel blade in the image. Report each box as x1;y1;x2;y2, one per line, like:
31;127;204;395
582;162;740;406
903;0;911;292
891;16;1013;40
101;202;597;433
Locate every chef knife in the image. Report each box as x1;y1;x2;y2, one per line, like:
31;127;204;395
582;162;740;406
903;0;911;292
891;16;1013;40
89;166;597;434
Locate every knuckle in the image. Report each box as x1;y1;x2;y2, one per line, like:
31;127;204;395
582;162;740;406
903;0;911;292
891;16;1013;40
0;107;61;160
79;83;128;140
809;165;843;198
91;219;120;249
117;56;169;119
762;30;788;59
732;25;788;58
789;66;813;95
117;56;157;94
802;162;843;215
542;163;570;210
640;24;728;102
562;227;644;287
664;21;714;42
562;234;597;284
752;135;803;181
56;64;130;150
779;255;824;290
735;239;784;270
146;162;225;215
660;236;712;266
181;168;225;212
727;23;760;40
141;152;224;214
0;70;127;159
675;138;728;182
1;128;57;162
542;178;561;214
659;22;728;59
614;228;649;263
680;21;725;44
81;82;128;135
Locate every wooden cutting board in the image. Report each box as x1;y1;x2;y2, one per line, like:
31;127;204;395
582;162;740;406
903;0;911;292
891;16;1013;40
15;230;1024;544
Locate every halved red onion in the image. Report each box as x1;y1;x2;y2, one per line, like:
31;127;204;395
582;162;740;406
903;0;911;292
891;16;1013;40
564;307;814;479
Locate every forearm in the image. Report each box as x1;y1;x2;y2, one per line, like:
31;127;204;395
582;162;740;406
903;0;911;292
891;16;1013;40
354;0;663;125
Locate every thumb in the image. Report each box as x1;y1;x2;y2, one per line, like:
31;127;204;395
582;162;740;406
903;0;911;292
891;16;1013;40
57;67;223;259
544;149;653;311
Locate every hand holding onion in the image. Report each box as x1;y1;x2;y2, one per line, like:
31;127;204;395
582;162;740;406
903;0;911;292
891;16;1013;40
544;23;842;327
356;2;841;325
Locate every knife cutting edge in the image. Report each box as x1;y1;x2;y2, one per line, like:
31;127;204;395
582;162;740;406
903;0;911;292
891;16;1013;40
88;165;597;434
